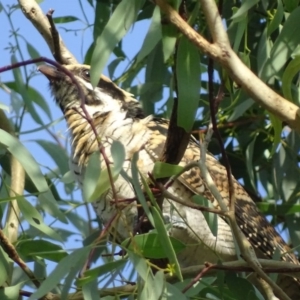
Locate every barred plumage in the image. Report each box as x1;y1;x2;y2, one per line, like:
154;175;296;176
39;64;300;299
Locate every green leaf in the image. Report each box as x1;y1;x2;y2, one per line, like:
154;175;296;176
192;195;218;237
86;141;125;202
245;135;257;191
177;36;201;132
90;0;145;87
268;113;282;156
52;16;80;23
161;18;177;62
26;42;40;59
82;279;99;300
228;98;254;122
5;82;52;120
152;207;183;281
137;6;161;63
0;129;67;223
153;162;184;179
263;6;300;79
17;197;63;241
226;273;259;300
128;251;165;299
93;1;110;41
282;55;300;103
122;233;185;259
28;247;90;300
27;87;52;120
83;151;101;202
17;240;67;262
0;283;23;300
283;0;300;12
0;248;9;286
267;0;284;36
11;56;43;125
111;140;126;175
165;283;187;300
128;251;152;282
257;202;300;215
231;0;259;21
232;17;247;52
35;140;69;175
129;152;155;226
77;259;127;286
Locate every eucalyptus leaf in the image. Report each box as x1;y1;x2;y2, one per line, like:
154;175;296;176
177;36;201;132
90;0;145;87
28;247;90;300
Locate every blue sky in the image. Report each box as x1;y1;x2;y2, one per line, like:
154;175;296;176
0;0;150;251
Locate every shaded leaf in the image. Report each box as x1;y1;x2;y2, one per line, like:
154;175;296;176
28;247;90;300
177;36;201;132
17;240;67;262
77;259;127;286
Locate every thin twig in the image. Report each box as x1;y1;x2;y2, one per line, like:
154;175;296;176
0;229;41;288
46;9;64;64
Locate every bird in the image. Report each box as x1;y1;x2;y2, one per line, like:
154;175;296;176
38;63;300;299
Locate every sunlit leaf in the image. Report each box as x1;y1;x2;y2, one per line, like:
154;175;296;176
153;162;183;179
90;0;145;87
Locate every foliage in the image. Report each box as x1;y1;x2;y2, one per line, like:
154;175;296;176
0;0;300;299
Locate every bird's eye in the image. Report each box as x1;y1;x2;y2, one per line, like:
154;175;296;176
82;69;90;80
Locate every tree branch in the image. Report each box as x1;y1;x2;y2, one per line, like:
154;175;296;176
155;0;300;132
18;0;77;64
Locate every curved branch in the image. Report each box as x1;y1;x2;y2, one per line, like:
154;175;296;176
18;0;77;64
155;0;300;133
0;110;24;244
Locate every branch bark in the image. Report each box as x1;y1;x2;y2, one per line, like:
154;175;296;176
18;0;77;65
155;0;300;133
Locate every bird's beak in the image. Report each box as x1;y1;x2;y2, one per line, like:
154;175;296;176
38;65;63;82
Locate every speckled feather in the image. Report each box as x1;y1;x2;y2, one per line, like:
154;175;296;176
39;64;300;299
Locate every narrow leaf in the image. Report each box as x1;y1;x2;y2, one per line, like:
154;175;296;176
77;259;127;286
153;162;183;179
90;0;145;87
137;6;161;63
152;207;183;281
28;247;90;300
177;36;201;132
0;129;67;223
17;197;63;241
122;233;185;259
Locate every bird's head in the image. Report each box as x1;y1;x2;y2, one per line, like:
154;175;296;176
38;64;145;119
